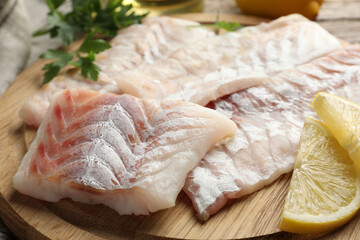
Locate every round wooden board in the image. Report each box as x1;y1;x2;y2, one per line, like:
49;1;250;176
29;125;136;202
1;13;359;240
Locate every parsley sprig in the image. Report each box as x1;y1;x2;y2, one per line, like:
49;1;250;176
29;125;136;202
206;20;243;32
196;11;243;33
35;0;147;84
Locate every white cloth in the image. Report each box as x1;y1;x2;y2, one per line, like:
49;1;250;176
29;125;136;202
0;0;30;96
23;0;63;67
0;0;63;97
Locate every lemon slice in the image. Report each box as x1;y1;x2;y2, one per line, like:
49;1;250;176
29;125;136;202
279;118;360;234
311;92;360;171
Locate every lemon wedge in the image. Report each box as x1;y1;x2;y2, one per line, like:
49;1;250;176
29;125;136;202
279;118;360;234
311;92;360;171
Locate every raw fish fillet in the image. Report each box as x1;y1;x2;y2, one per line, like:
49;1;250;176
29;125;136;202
19;74;120;129
97;16;214;83
13;89;236;215
19;16;214;128
115;14;344;106
184;45;360;220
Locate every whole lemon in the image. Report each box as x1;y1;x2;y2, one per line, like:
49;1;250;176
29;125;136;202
235;0;324;20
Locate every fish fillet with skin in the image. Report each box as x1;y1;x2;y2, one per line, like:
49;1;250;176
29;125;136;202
184;45;360;221
19;16;214;128
116;14;344;105
13;89;236;215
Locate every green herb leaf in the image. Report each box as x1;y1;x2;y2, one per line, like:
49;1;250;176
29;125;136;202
35;0;147;84
79;34;111;53
47;11;75;45
73;51;101;81
106;0;124;10
40;50;75;84
42;64;61;84
210;21;243;32
40;49;74;65
45;0;66;12
114;4;147;29
33;26;53;37
195;11;243;33
197;20;243;32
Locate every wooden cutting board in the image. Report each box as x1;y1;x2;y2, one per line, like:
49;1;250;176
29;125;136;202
1;13;360;240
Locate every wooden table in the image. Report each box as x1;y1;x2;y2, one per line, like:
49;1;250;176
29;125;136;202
204;0;360;44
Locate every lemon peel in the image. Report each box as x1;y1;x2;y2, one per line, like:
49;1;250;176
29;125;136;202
235;0;324;20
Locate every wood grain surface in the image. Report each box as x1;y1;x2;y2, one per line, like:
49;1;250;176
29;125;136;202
205;0;360;44
1;7;360;240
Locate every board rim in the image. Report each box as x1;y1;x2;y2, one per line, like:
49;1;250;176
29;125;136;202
0;13;331;240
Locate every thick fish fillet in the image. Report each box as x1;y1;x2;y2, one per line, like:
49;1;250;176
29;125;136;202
13;89;236;215
19;16;214;128
184;45;360;220
116;14;344;105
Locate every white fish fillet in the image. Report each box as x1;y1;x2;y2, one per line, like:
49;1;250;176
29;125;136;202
97;16;215;83
183;45;360;220
115;14;344;106
19;74;120;129
19;16;214;127
13;89;236;215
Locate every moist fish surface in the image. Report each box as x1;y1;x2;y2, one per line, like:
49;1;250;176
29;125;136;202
183;45;360;221
13;89;236;215
19;16;214;128
115;14;344;106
